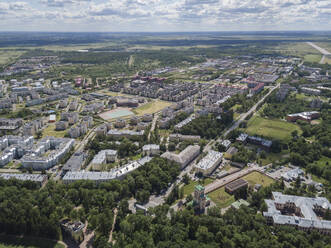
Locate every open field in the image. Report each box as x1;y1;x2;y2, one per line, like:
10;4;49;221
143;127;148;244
0;234;64;248
207;186;235;208
304;54;322;63
0;50;25;65
245;116;302;141
272;42;321;58
133;100;172;116
182;178;214;196
42;123;67;138
242;171;275;187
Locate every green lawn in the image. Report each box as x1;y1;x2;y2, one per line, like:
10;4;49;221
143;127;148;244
304;54;322;63
207;187;235;208
42;123;67;138
245;116;301;141
133;100;172;116
242;171;275;187
182;178;214;196
0;235;64;248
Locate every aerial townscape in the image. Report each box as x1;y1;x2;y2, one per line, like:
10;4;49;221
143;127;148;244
0;1;331;248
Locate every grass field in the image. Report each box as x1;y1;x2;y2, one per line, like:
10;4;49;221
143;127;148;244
42;123;67;138
0;50;25;65
245;116;301;141
0;235;64;248
133;100;172;116
182;178;214;197
242;171;275;187
207;187;235;208
304;54;322;63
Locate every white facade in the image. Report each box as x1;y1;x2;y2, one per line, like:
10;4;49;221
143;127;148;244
195;150;223;176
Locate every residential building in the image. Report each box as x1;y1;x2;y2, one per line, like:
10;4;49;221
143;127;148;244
142;144;160;156
161;145;200;169
263;192;331;235
195;150;223;176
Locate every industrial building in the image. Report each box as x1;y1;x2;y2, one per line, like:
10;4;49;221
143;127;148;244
195;150;223;176
264;192;331;235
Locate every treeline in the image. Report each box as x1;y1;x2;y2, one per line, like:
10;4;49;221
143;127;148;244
0;157;180;244
179;112;233;139
262;92;311;118
113;197;331;248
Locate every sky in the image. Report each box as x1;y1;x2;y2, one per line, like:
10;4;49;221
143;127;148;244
0;0;330;32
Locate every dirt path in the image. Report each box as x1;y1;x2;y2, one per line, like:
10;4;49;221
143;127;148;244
79;221;94;248
108;208;118;244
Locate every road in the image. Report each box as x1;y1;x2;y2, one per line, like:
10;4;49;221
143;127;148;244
204;165;263;194
306;42;331;64
223;83;280;138
142;83;280;208
148;113;159;141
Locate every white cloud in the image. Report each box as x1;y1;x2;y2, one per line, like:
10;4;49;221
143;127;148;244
0;0;330;31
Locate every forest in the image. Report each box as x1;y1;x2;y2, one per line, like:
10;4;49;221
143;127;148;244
111;180;331;248
0;157;180;245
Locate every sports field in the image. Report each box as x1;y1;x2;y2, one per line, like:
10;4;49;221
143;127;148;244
241;171;275;187
99;108;134;120
133;100;172;116
245;116;301;141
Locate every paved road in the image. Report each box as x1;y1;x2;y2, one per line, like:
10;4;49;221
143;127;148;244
142;83;280;208
223;83;280;138
204;165;263;194
307;42;331;64
307;42;331;55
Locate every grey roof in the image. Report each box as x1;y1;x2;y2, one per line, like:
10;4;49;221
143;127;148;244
195;150;223;170
0;173;47;183
263;192;331;231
